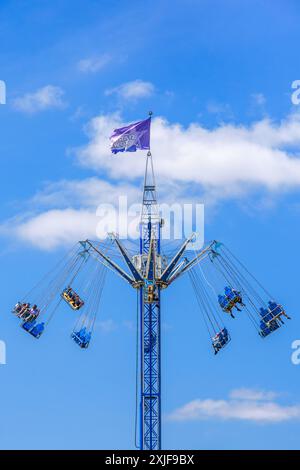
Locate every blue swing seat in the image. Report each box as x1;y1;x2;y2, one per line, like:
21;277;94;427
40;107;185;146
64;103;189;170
259;320;280;338
30;322;45;338
22;320;45;339
71;329;91;349
218;287;244;313
258;304;282;338
212;327;230;354
22;319;37;332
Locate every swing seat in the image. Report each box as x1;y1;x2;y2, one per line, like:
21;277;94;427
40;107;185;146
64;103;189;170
265;316;282;328
259;303;286;337
212;328;230;354
22;319;37;332
71;331;91;349
218;288;244;314
21;320;44;338
223;295;242;312
29;322;45;339
267;304;287;324
259;319;280;338
61;289;84;311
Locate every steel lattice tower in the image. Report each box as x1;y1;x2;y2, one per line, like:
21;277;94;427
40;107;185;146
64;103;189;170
139;151;162;449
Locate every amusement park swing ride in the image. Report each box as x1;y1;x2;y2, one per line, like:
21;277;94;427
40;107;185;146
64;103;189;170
12;114;291;450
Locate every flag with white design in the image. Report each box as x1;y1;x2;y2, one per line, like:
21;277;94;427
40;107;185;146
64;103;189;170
110;117;151;154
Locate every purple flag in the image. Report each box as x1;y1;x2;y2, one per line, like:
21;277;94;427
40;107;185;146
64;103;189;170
110;118;151;154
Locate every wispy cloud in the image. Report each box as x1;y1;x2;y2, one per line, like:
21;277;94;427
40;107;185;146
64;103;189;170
105;80;155;100
168;389;300;423
3;208;98;250
0;178;140;250
28;177;140;210
97;319;118;333
206;101;232;117
251;93;266;107
75;112;300;201
77;54;111;73
13;85;66;114
229;388;279;401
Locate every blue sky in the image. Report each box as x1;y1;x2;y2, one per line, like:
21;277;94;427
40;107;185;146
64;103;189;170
1;0;300;449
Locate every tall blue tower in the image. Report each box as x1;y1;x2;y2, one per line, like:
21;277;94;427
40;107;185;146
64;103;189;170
139;150;162;449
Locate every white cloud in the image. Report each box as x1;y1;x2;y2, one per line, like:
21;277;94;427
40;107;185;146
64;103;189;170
29;177;140;209
77;54;111;73
229;388;279;401
168;389;300;424
1;174;192;250
0;178;142;250
7;209;98;250
75;112;300;199
13;85;66;114
105;80;155;100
